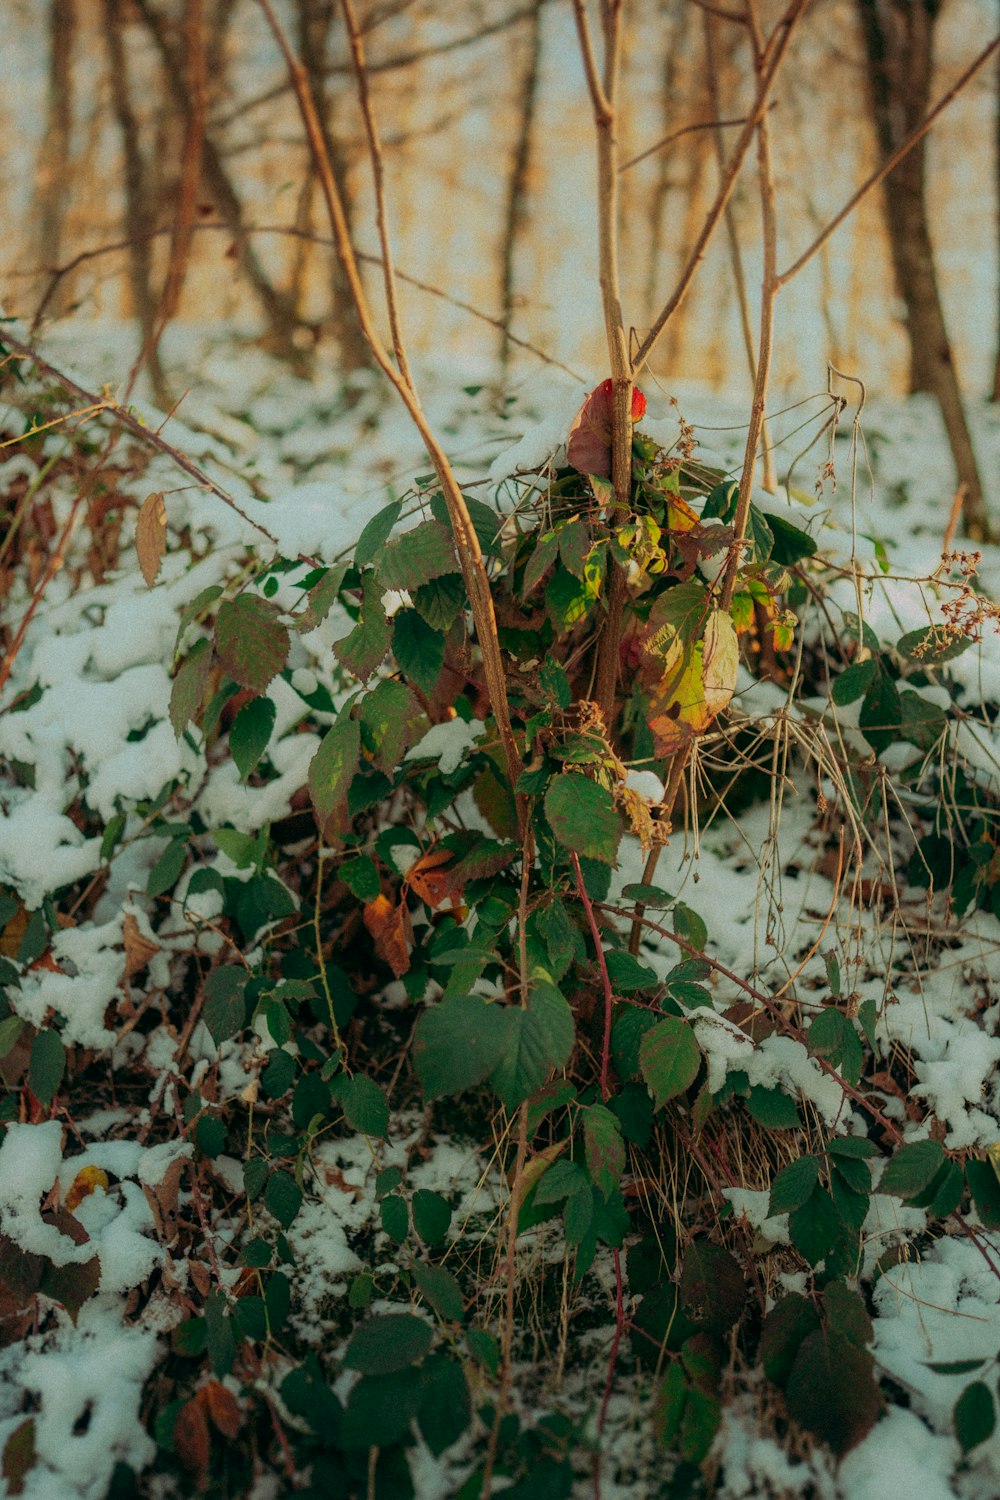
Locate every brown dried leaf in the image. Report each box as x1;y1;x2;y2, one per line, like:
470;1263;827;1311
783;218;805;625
142;1155;187;1243
122;911;160;982
136;491;167;588
1;1419;36;1496
363;895;412;978
173;1397;211;1477
200;1380;242;1439
407;847;461;911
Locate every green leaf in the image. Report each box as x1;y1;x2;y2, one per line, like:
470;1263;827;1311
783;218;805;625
490;979;575;1111
966;1158;1000;1228
831;658;877;707
215;594;290;692
337;1074;389;1137
788;1186;844;1266
341;856;381;902
768;1156;820;1217
638;1016;701;1110
344;1313;433;1376
264;1169;303;1228
29;1030;65;1107
785;1329;880;1454
879;1139;947;1199
954;1381;996;1455
522;529;560;596
230;696;277;781
828;1136;878;1160
413;1263;464;1323
204;1292;237;1377
341;1369;422;1450
413;995;514;1100
926;1359;988;1376
169;637;213;736
621;882;675;908
0;1015;24;1060
380;1194;409;1242
760;1293;820;1388
203;965;248;1046
334;572;391;682
412;1189;452;1245
378;520;456;591
897;625;970;664
244;1158;267;1202
146;837;188;899
859;664;902;756
308;718;361;840
417;1355;470;1456
766;512;816;565
583;1104;625;1198
355;499;402;569
604;949;658;992
393;609;445;696
544;776;623;865
358;679;421;772
292;561;348;633
262;1049;295;1098
413;573;466;632
747;1085;800;1130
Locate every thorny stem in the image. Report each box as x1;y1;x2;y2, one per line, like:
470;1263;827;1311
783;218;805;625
572;852;615;1101
481;1102;530;1500
627;748;691;954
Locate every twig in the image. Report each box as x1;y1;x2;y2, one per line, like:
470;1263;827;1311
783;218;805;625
592;1246;625;1500
632;0;810;374
0;331;279;547
572;852;614;1100
776;33;1000;286
620;108;769;172
256;0;524;821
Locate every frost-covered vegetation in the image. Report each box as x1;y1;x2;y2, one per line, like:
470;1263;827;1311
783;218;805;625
0;324;999;1499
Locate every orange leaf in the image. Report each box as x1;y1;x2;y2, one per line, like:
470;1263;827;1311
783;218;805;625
363;896;412;978
407;847;462;910
135;491;167;588
200;1381;242;1440
173;1397;211;1477
0;904;27;959
66;1166;109;1213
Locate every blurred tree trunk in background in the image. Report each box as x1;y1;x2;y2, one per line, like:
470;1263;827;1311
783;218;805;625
498;0;543;377
857;0;990;538
295;0;371;373
33;1;77;317
103;0;170;405
133;0;308;372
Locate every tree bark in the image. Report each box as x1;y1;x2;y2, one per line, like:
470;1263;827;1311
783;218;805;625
497;0;543;377
856;0;990;538
33;0;77;317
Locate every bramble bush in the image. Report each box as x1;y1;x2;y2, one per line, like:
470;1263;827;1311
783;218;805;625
3;354;1000;1496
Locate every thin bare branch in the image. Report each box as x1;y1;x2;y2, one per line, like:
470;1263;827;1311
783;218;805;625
633;0;810;374
339;0;413;388
776;31;1000;286
620;109;767;173
255;0;524;819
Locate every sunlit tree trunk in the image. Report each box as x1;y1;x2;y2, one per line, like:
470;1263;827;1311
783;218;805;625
992;40;1000;403
856;0;990;538
33;0;77;317
498;0;543;377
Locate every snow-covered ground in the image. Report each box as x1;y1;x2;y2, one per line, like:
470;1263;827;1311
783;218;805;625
0;323;999;1497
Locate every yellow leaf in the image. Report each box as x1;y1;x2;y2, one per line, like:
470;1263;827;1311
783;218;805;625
66;1166;109;1212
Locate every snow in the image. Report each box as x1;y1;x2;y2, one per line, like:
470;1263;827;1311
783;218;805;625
2;326;1000;1498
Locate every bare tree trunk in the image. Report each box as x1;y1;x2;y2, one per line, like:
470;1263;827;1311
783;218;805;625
103;0;170;405
33;0;77;316
295;0;370;372
132;0;307;371
497;0;543;377
856;0;990;538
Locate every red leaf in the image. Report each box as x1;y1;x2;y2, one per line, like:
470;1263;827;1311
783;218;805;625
567;380;646;478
